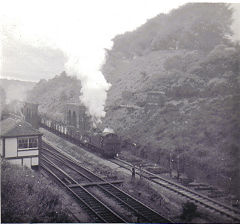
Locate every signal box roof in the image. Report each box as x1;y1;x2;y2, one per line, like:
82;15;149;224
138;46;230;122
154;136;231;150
0;118;42;138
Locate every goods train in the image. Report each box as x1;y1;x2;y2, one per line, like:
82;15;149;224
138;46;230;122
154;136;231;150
4;101;136;158
40;116;124;158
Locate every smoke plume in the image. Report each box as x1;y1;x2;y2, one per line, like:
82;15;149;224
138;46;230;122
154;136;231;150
65;56;111;124
231;4;240;42
1;0;114;125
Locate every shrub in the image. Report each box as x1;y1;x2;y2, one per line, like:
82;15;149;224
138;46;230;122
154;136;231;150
180;201;199;221
1;159;73;223
164;55;184;71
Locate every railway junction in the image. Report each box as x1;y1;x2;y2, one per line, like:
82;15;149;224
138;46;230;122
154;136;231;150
39;126;240;223
1;102;240;223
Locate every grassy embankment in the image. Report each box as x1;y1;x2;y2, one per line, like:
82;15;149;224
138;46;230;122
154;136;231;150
1;159;74;223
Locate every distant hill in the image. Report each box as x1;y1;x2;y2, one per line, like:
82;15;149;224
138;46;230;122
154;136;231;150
2;32;66;81
101;3;240;196
0;78;36;103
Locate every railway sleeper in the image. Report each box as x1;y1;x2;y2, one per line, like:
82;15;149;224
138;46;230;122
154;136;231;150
63;178;73;185
68;180;123;188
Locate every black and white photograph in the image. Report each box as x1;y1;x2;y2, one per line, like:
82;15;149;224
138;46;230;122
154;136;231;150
0;0;240;223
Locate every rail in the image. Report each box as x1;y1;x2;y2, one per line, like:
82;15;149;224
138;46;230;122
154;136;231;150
111;158;240;222
41;140;173;223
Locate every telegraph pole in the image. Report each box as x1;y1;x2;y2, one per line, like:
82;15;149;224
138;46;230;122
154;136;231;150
177;153;180;180
169;152;172;178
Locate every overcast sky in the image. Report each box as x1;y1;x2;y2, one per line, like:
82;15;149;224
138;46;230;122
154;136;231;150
0;0;183;81
0;0;239;82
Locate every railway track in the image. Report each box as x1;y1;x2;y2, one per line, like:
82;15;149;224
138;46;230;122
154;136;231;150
41;157;124;223
40;141;172;223
40;126;240;222
110;158;240;223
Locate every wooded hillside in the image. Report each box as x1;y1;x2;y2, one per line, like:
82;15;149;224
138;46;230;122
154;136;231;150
101;3;240;196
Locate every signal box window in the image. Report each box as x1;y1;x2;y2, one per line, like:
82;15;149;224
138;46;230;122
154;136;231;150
18;138;28;148
18;137;38;149
29;138;38;148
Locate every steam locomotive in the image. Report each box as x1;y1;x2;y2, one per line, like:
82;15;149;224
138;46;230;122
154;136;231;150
40;116;122;158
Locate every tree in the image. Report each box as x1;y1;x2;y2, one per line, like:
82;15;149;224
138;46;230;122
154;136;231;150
151;3;233;51
180;201;198;221
0;87;6;119
0;86;6;106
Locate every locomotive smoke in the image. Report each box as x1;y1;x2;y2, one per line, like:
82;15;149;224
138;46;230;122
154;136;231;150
1;0;115;126
231;4;240;42
2;0;186;126
65;56;111;125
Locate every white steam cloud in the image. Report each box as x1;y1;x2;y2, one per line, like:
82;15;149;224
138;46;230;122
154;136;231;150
231;4;240;42
65;57;111;124
0;0;116;124
1;0;177;124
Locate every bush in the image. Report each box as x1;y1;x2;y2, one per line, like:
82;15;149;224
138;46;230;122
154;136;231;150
164;55;184;71
180;201;199;221
1;159;73;223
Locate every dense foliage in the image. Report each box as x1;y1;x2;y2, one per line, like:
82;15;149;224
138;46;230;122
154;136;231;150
110;3;233;59
1;159;73;222
102;3;240;196
180;202;199;222
0;86;6;118
0;86;6;105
